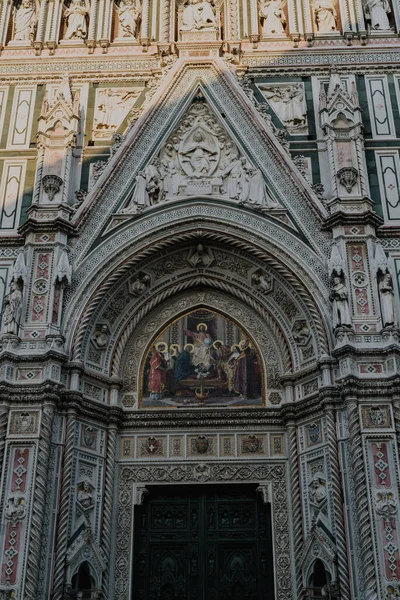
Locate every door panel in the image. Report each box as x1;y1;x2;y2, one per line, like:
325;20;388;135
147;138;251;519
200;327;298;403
133;485;274;600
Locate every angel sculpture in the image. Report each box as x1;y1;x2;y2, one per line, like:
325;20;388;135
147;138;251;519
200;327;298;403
259;0;286;35
13;0;38;42
64;0;90;40
118;0;141;38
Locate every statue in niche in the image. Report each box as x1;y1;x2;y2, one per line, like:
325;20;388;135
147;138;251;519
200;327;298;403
64;0;89;40
364;0;391;30
181;0;218;31
117;0;141;38
1;281;23;336
13;0;38;42
329;275;351;329
313;0;337;32
259;0;286;36
124;162;163;213
260;85;307;130
378;272;397;327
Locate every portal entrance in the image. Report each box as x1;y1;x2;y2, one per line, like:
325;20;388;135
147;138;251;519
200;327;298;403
133;484;275;600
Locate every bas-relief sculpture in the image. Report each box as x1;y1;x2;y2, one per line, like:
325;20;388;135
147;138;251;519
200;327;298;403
93;88;141;138
258;84;307;133
141;308;264;408
181;0;218;31
122;96;278;214
259;0;287;36
64;0;89;40
13;0;38;42
364;0;392;29
312;0;338;32
117;0;141;38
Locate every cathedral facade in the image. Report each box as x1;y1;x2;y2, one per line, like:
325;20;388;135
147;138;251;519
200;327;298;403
0;0;399;597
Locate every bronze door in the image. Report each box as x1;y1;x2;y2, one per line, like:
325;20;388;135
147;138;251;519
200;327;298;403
133;484;274;600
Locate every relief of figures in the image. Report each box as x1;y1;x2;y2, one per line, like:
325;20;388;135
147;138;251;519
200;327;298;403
63;0;90;40
181;0;218;31
258;84;307;133
117;0;141;38
122;95;279;214
312;0;338;32
364;0;392;30
259;0;286;36
141;309;263;408
13;0;38;42
93;88;142;139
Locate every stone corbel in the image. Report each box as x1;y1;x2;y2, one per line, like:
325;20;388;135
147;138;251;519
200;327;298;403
133;484;149;506
256;482;272;504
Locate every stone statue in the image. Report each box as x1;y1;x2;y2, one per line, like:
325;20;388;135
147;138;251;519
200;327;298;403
309;472;327;508
379;273;396;327
2;281;23;336
118;0;141;38
181;0;218;31
243;164;278;209
364;0;391;29
124;162;163;213
259;0;286;36
64;0;89;40
187;243;214;268
180;129;218;178
160;143;180;198
260;84;307;129
13;0;37;41
92;325;109;348
6;495;26;522
313;0;337;32
77;480;94;508
330;276;351;328
95;89;140;130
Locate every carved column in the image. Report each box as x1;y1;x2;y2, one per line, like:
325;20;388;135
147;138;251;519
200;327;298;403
140;0;150;47
51;411;76;600
286;420;303;598
101;423;118;597
48;0;61;44
34;0;49;52
87;0;99;50
346;397;377;600
0;404;9;486
0;0;12;47
248;0;259;41
159;0;170;43
324;403;350;598
24;403;55;599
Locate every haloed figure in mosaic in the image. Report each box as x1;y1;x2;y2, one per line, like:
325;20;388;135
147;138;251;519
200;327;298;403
141;309;263;408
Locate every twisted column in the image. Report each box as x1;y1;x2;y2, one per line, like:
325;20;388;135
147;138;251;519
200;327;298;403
25;404;55;599
287;422;303;598
325;406;350;599
51;412;76;600
0;405;9;480
347;399;377;600
101;425;117;597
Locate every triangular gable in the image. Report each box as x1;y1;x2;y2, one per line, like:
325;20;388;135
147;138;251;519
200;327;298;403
72;58;330;262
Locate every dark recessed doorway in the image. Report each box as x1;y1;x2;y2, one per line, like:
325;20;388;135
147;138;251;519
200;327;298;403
133;484;275;600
